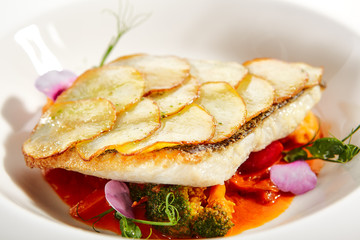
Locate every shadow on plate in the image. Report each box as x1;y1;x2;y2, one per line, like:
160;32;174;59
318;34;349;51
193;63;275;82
1;96;92;232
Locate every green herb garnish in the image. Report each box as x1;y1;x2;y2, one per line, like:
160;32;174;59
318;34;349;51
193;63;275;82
99;1;150;67
119;217;143;238
75;204;115;233
76;192;179;238
115;192;180;238
284;124;360;163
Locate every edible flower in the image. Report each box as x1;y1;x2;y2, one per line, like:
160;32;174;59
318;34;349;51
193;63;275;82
272;124;360;195
105;180;135;219
35;70;77;101
270;161;317;195
104;180;180;238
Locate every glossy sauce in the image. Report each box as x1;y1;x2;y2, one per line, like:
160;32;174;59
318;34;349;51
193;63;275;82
44;168;294;238
43;112;322;238
44;169;167;238
226;193;293;236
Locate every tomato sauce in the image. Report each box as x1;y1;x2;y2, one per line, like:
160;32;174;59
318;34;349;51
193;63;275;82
43;112;322;238
44;168;294;238
43;168;168;238
225;192;293;236
43;153;295;239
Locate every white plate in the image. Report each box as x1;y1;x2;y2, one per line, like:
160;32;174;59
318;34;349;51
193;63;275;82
1;0;360;239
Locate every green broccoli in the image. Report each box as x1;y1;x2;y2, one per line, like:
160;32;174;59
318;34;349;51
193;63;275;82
192;204;233;238
129;183;234;238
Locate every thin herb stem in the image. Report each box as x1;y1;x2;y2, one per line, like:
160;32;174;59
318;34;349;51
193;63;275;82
342;124;360;142
131;218;178;226
145;228;153;240
98;0;150;67
114;192;180;227
284;123;360;163
75;204;114;232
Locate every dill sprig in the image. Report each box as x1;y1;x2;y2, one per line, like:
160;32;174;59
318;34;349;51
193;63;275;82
99;1;150;67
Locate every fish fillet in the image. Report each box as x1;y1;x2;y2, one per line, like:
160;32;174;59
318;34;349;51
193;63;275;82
24;85;321;187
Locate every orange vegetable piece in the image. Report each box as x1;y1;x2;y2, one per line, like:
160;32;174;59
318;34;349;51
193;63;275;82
286;111;320;145
208;184;235;216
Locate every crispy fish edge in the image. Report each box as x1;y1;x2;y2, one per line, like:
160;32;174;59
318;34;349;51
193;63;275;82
24;85;322;187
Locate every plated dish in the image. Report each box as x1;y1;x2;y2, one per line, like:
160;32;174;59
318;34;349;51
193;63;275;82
23;52;326;238
1;0;360;239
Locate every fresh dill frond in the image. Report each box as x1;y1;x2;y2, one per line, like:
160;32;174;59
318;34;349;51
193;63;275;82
99;0;150;67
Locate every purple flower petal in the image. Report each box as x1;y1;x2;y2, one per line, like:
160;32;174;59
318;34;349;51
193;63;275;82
35;70;77;101
270;161;317;195
105;180;135;219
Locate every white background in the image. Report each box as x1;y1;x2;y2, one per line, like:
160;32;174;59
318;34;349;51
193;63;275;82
1;0;360;239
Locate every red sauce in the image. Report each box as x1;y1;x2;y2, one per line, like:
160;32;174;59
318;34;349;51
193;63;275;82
43;166;294;238
42;111;323;238
226;192;293;236
43;168;168;238
43;113;324;238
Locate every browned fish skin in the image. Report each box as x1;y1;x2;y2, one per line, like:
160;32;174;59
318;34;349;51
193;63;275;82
24;86;321;187
174;92;296;154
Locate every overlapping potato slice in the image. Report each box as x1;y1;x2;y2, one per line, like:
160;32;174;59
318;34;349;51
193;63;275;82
189;59;248;88
149;76;200;117
116;104;215;155
23;99;116;159
292;62;323;88
236;74;275;121
196;82;246;143
25;55;323;162
56;65;145;112
244;58;307;103
76;98;161;160
110;54;190;94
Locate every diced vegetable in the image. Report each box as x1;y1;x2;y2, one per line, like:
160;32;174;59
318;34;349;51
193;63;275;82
238;141;284;175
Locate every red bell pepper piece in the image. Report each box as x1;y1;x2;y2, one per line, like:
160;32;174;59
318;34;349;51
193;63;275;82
237;141;284;175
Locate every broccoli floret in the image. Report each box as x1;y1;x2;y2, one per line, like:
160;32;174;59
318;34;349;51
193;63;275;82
128;183;234;238
192;204;234;238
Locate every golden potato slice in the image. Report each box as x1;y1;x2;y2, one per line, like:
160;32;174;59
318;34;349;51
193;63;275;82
189;59;248;88
76;98;161;160
244;58;307;103
56;65;145;112
149;76;200;117
116;104;215;155
236;74;275;121
292;62;323;88
110;54;190;94
196;82;246;143
23;99;116;159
